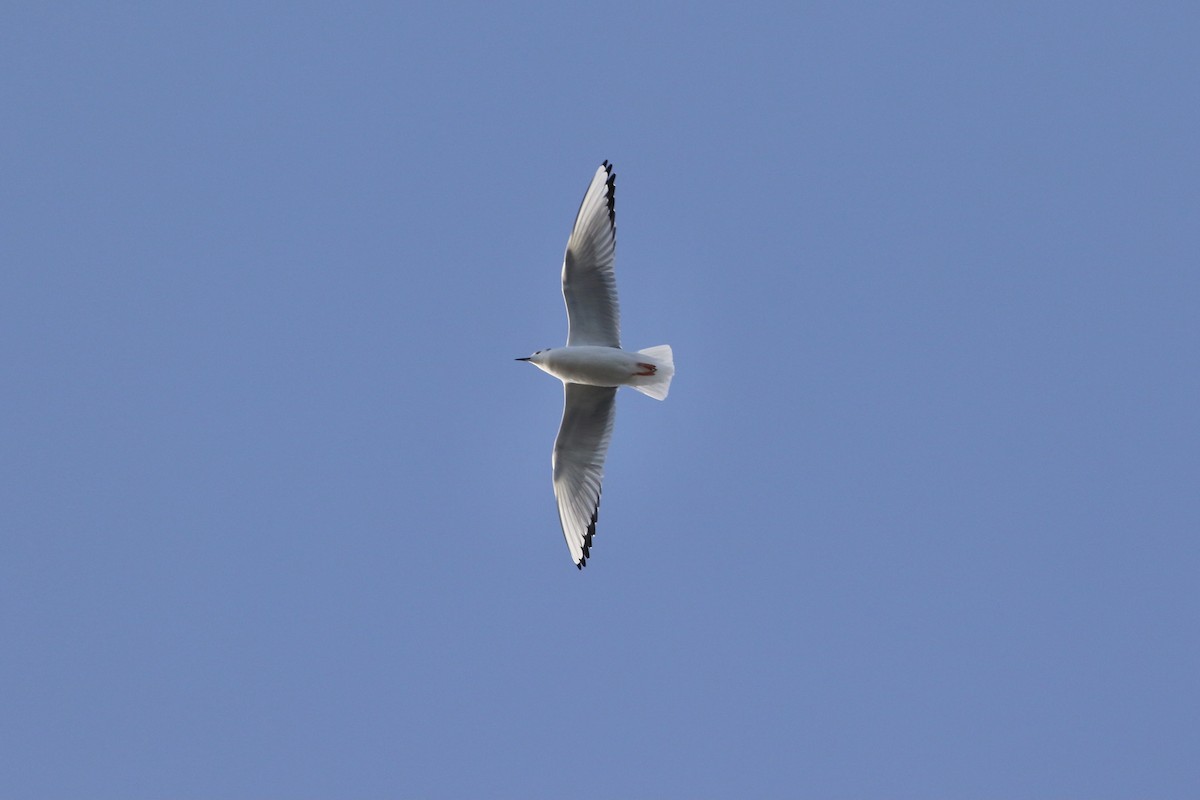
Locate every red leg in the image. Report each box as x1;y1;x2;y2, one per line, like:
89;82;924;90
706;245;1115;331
634;362;657;377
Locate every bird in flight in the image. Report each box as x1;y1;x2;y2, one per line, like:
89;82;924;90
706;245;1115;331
517;161;674;568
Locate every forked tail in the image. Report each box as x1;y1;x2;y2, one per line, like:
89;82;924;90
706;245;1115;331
630;345;674;400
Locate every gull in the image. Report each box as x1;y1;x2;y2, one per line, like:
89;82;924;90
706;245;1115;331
518;161;674;568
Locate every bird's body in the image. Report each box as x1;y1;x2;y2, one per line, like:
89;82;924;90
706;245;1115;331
523;345;673;398
518;161;674;568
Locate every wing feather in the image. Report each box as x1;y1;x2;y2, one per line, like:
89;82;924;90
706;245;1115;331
562;162;620;347
552;383;617;568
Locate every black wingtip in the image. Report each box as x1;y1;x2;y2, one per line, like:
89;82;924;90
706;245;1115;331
569;161;617;238
602;162;616;228
574;491;600;570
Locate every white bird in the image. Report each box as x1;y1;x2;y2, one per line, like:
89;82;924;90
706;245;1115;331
518;161;674;568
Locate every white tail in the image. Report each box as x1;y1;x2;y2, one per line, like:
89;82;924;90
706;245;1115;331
630;345;675;400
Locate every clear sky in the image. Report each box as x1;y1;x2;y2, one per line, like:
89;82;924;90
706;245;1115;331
2;3;1197;797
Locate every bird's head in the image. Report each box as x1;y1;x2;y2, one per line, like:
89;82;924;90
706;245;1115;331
515;348;551;365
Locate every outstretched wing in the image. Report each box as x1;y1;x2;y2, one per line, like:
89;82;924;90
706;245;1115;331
552;383;617;568
562;161;620;347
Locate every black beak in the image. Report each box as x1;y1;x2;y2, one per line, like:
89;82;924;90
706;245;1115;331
515;357;531;361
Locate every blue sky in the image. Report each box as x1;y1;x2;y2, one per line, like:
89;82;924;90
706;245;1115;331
2;3;1197;797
